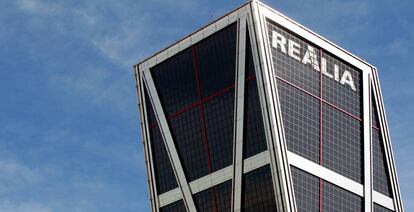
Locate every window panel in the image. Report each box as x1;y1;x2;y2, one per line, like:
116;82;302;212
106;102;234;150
243;30;268;159
291;166;319;212
322;104;363;183
160;200;186;212
204;90;235;172
243;79;268;159
372;99;393;197
277;79;320;163
374;204;394;212
242;165;277;211
322;180;363;212
194;180;232;212
151;48;199;116
373;129;393;197
322;51;362;117
144;88;178;194
168;108;209;181
194;23;237;98
372;95;380;128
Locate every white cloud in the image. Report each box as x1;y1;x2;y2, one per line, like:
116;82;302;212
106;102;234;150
0;161;42;187
0;201;51;212
16;0;61;15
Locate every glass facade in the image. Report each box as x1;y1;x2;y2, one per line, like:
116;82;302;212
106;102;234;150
160;200;186;212
267;18;367;210
242;165;278;211
144;88;178;194
151;23;237;182
372;96;393;197
243;32;268;159
136;2;401;211
194;180;232;211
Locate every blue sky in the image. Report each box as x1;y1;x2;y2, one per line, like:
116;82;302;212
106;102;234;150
0;0;412;211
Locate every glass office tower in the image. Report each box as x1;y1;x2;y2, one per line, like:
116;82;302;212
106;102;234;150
134;1;403;211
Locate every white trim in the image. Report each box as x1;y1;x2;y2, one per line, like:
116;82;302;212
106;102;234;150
137;5;251;71
363;70;372;211
251;2;297;211
372;68;403;211
288;151;395;210
157;150;395;210
231;16;247;212
243;151;271;173
373;191;395;211
135;68;160;212
158;189;183;208
288;151;364;197
158;151;270;207
142;70;197;211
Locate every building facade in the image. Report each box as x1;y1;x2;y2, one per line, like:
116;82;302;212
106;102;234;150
133;1;403;211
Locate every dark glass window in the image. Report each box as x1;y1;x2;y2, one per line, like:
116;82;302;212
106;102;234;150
242;165;277;211
169;107;209;181
243;30;268;159
160;200;186;212
291;166;363;212
204;91;235;171
322;180;363;212
374;203;394;212
144;88;178;194
150;23;237;182
291;166;319;212
323;51;362;117
372;97;393;197
277;79;320;163
323;104;363;183
194;180;232;212
194;23;237;98
267;20;320;96
372;95;380;129
151;48;199;116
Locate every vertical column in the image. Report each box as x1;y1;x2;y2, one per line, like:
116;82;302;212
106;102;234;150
372;68;403;212
363;70;372;211
135;67;160;212
142;70;197;212
250;2;297;211
231;17;247;212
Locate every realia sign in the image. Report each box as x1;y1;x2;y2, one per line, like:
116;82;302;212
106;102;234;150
271;31;356;91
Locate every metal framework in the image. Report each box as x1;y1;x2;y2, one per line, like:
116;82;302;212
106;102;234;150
133;1;404;211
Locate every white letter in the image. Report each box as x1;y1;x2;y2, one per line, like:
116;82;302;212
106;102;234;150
340;70;356;91
302;45;319;71
288;40;301;61
272;31;286;53
334;64;340;81
321;57;333;78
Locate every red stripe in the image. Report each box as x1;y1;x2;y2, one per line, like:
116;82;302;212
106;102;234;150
148;75;256;127
191;46;218;212
192;47;203;98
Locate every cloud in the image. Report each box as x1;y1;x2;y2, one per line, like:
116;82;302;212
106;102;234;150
0;201;51;212
0;160;43;191
16;0;61;15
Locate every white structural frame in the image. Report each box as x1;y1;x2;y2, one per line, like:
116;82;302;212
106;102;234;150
133;1;403;211
231;16;247;212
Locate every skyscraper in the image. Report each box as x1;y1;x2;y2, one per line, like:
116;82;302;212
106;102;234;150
133;1;403;211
